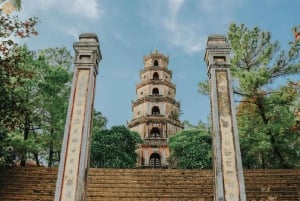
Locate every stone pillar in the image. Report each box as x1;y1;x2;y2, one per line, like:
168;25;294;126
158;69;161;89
54;33;102;201
204;34;246;201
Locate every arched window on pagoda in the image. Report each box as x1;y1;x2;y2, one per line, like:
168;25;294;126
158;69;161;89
152;88;159;95
153;72;159;80
150;127;161;138
154;60;159;67
149;153;161;167
151;106;160;115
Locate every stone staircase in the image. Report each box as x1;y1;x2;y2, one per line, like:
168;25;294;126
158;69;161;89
244;170;300;201
0;167;57;201
87;168;213;201
0;167;299;201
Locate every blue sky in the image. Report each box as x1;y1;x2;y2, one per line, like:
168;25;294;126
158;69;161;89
13;0;300;127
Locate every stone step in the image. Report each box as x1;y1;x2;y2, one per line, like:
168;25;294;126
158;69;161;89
86;192;212;199
86;198;212;201
0;167;300;201
87;186;212;193
87;177;213;184
88;169;213;176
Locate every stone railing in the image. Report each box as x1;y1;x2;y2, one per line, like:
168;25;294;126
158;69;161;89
136;79;175;89
143;138;168;147
132;95;180;107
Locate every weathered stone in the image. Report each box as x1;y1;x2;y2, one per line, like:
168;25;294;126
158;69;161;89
204;35;246;201
54;33;101;201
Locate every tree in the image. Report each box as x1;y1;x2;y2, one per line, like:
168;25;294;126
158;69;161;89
237;83;300;168
37;47;73;167
0;3;75;167
0;4;39;165
168;122;212;169
0;124;9;166
90;125;142;168
92;110;108;135
4;45;44;166
0;11;38;56
228;23;300;168
1;46;73;167
0;13;38;128
199;23;300;168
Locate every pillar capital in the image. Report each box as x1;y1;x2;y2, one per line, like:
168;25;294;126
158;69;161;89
204;34;231;71
73;33;102;75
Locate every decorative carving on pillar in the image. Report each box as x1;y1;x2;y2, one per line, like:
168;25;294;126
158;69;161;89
54;33;102;201
204;34;246;201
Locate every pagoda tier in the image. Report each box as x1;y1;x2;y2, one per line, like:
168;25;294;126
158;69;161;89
128;50;183;167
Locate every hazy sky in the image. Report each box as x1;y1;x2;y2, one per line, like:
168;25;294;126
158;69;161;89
14;0;300;127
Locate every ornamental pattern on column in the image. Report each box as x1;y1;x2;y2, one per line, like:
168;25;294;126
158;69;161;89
54;33;101;201
204;34;246;201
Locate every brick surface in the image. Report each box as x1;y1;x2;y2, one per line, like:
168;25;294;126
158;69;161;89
0;167;299;201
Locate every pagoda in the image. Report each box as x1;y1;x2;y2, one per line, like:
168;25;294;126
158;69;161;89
128;50;183;167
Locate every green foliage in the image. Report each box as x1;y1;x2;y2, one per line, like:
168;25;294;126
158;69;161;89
169;110;179;119
92;110;108;135
0;8;39;165
13;0;22;11
0;11;38;55
0;123;8;166
228;23;300;168
0;45;73;167
198;23;300;169
1;46;41;165
198;80;209;95
7;131;42;159
0;10;100;167
90;125;142;168
168;123;212;169
37;47;73;167
238;83;300;168
228;23;300;97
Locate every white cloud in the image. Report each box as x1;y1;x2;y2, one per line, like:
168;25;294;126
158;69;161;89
113;32;131;48
16;0;105;43
161;17;206;54
62;26;82;40
22;0;104;20
141;0;243;54
167;0;185;21
68;0;102;19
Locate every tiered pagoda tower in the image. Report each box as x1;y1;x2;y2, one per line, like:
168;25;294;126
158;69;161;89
128;50;183;167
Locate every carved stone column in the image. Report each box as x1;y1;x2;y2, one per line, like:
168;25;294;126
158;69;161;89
54;33;102;201
204;34;246;201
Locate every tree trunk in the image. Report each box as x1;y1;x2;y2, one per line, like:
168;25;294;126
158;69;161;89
261;153;265;169
33;152;40;166
270;135;287;168
256;99;287;167
48;128;54;168
20;113;30;167
256;99;268;124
